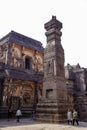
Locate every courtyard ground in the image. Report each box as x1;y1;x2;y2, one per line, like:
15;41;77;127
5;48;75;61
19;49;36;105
0;118;87;130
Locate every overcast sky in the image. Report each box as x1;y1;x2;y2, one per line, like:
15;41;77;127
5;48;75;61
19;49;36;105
0;0;87;67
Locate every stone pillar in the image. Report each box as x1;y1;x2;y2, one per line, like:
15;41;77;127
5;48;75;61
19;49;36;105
5;43;11;65
35;16;68;123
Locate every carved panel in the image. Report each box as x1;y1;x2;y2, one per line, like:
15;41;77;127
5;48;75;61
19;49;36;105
0;45;6;63
22;83;34;107
45;60;54;77
46;89;53;99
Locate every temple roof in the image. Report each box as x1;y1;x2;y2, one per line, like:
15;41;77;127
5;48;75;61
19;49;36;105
0;31;44;53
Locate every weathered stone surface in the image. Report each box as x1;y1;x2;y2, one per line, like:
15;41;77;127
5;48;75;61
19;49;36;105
35;16;68;123
0;17;87;121
65;63;87;120
0;31;44;117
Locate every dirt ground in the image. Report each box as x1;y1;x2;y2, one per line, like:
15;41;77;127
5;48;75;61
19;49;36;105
0;118;87;130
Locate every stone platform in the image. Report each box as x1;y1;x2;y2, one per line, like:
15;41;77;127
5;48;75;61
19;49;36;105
35;101;67;123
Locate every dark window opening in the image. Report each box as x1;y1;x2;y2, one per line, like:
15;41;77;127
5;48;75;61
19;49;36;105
25;57;31;70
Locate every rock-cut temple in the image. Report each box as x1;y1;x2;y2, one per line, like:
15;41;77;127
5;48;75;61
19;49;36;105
0;16;87;121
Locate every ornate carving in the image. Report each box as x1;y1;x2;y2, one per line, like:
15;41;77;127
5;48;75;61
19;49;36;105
38;88;42;101
23;84;34;106
0;46;6;62
10;47;22;67
45;60;54;75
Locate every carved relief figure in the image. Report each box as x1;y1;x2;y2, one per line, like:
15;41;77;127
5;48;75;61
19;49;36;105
46;60;54;74
11;47;21;67
2;86;8;106
38;88;42;101
37;57;43;72
23;85;34;106
0;46;6;62
23;92;31;104
34;57;38;71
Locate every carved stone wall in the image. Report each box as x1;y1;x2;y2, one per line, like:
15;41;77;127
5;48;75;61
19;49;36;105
0;43;43;72
0;31;43;118
65;63;87;120
0;30;87;120
1;78;42;109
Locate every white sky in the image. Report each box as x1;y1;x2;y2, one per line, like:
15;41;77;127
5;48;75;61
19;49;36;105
0;0;87;67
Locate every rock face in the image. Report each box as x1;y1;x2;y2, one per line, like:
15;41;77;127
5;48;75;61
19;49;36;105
36;16;68;123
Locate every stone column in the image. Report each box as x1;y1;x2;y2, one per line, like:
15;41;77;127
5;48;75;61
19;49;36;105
35;16;68;123
5;42;11;65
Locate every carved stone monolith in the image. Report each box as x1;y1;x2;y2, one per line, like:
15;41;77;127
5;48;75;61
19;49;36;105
36;16;68;123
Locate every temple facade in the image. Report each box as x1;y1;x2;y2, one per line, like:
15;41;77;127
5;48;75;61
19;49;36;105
0;31;44;117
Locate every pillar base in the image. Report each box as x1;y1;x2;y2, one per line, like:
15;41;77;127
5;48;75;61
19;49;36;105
35;100;68;123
